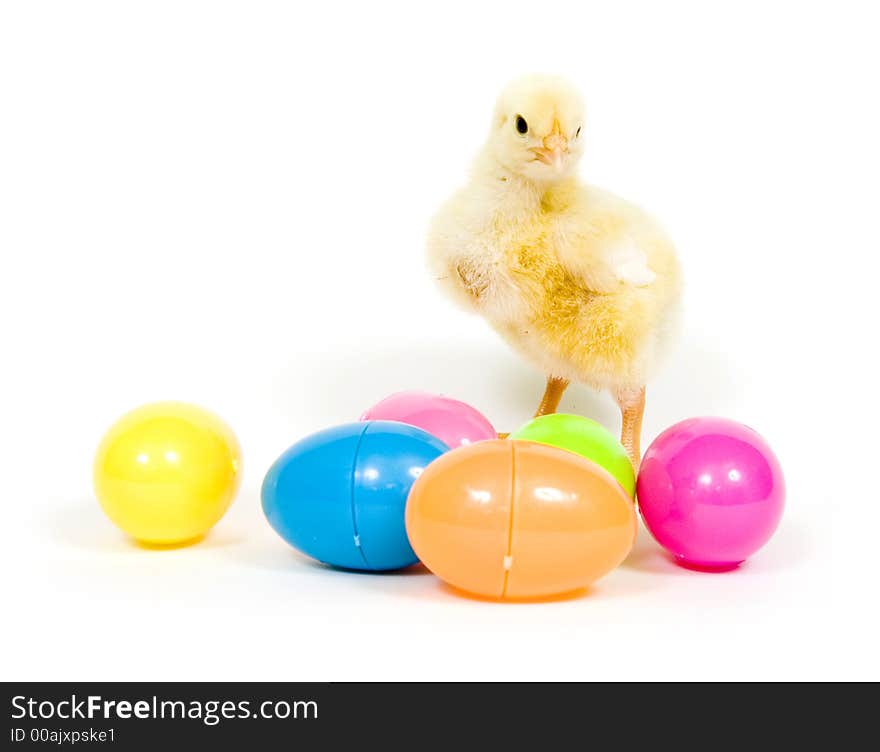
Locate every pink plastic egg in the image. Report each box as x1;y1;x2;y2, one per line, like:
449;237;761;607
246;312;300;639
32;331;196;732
636;417;785;570
360;391;496;449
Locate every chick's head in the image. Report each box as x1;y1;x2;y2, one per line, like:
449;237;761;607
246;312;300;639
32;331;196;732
488;74;585;183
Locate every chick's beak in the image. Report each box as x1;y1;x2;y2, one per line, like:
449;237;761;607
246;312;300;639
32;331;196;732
533;119;569;170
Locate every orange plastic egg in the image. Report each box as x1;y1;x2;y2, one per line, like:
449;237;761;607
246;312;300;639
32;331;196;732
405;439;636;599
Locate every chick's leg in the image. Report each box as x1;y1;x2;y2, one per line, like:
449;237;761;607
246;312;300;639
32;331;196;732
534;376;569;417
616;386;646;470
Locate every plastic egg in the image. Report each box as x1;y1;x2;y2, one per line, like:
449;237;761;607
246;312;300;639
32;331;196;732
360;391;496;449
511;413;635;496
262;421;448;571
93;402;241;545
406;439;636;599
637;417;785;569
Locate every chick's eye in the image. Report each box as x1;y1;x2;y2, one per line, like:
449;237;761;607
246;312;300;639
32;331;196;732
576;126;581;138
515;115;528;134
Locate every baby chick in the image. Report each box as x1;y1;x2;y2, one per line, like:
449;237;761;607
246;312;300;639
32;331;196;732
427;74;682;467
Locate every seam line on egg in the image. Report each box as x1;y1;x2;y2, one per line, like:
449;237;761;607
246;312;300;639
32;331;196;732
501;440;516;599
349;422;372;569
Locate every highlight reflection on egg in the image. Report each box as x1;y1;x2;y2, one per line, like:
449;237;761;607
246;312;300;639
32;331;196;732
406;439;636;599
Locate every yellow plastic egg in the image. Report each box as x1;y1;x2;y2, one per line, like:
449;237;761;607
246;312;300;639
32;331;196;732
93;402;242;544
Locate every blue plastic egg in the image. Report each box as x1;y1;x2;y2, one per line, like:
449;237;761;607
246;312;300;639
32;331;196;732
261;421;449;571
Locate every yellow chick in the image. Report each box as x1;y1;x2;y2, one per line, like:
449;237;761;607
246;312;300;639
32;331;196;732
427;74;682;466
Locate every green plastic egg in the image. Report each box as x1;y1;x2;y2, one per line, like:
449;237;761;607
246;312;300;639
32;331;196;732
510;413;635;497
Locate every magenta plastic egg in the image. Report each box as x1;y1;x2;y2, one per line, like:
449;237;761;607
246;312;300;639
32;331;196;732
636;417;785;570
360;391;496;449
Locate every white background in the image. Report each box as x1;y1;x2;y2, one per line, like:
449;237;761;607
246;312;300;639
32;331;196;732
1;1;876;681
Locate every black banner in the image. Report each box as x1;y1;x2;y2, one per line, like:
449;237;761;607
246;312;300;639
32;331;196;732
1;682;863;748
